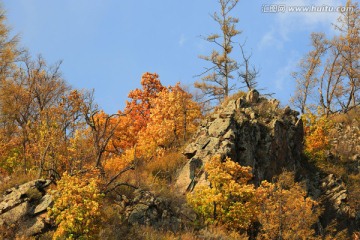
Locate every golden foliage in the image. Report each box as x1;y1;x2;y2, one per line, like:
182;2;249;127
121;72;166;147
136;83;202;159
48;172;103;239
302;111;331;161
187;155;257;232
187;157;321;238
257;172;321;239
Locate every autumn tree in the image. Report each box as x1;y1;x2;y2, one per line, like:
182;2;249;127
77;90;123;173
257;172;321;239
110;73;202;160
291;33;327;114
56;90;91;173
48;172;103;239
0;52;96;177
333;0;360;111
121;72;165;148
103;77;202;188
195;0;241;104
302;112;332;163
0;9;19;80
137;83;201;154
29;89;92;178
187;156;258;233
195;1;260;109
292;0;359;115
0;9;21;174
0;54;69;174
187;158;321;238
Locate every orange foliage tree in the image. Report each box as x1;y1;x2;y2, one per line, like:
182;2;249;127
107;74;202;170
121;72;165;148
136;83;202;159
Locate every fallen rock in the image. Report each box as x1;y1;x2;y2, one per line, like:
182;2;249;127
0;201;29;226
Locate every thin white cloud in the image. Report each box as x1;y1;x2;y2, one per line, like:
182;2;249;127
275;52;299;90
258;28;283;50
259;0;347;49
275;0;341;34
179;34;187;46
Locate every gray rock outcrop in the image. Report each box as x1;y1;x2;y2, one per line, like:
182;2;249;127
176;93;303;192
0;179;53;237
120;189;182;231
321;174;350;216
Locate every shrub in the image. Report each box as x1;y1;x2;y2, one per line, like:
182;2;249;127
302;112;331;162
48;172;103;239
257;172;321;239
187;155;257;233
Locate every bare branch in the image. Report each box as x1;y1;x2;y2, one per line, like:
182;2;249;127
103;164;135;189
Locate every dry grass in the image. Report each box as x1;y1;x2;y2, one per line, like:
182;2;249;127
347;174;360;213
328;107;360;124
199;227;248;240
222;91;247;107
0;170;37;195
145;150;186;184
116;225;246;240
119;149;187;190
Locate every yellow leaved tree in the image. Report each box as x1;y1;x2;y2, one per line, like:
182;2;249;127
302;111;332;163
48;172;103;239
187;155;258;232
257;172;321;240
187;157;321;238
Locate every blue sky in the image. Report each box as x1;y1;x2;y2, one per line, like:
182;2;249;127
3;0;348;113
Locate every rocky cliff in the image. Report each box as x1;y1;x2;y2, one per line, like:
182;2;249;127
176;90;304;192
176;90;358;236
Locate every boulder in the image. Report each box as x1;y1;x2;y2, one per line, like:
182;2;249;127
246;89;260;103
34;194;53;215
321;174;352;216
123;189;181;231
0;179;53;237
